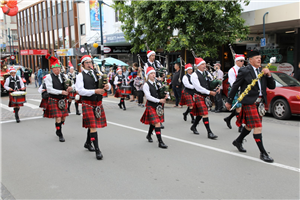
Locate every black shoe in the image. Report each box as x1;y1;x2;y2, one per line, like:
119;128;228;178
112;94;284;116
260;152;274;163
16;118;20;123
84;142;95;151
191;119;195;124
208;132;218;139
146;135;153;143
183;113;187;121
224;117;232;129
118;103;122;109
76;111;81;115
158;142;168;149
95;150;103;160
160;124;164;129
68;109;71;113
190;126;199;135
238;125;243;133
59;135;65;142
232;140;246;152
123;107;126;110
215;110;221;113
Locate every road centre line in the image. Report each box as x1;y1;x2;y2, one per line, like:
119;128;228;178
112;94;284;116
1;116;299;173
0;103;12;111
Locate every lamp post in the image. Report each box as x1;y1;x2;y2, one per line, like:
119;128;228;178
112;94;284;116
263;12;269;39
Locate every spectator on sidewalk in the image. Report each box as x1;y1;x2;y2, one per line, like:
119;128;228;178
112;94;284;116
37;67;43;86
134;68;145;107
171;62;183;107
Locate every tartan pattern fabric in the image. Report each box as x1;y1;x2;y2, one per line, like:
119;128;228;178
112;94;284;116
39;98;48;109
44;98;69;118
140;103;164;125
82;100;107;128
228;88;241;108
114;87;126;98
236;104;262;128
191;94;208;116
8;95;24;107
180;90;194;107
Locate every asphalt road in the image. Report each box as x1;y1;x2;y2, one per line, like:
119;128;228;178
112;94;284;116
1;84;299;199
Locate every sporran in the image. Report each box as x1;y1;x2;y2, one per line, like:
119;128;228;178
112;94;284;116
94;106;102;118
205;96;212;108
156;105;164;117
58;99;66;110
257;102;266;117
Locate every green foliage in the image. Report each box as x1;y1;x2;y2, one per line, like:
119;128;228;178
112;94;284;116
113;0;250;58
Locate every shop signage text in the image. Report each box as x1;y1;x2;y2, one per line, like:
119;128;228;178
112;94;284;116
20;49;48;55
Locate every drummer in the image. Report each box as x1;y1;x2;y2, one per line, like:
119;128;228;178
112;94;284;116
114;67;128;110
4;67;26;123
67;65;81;115
44;54;72;142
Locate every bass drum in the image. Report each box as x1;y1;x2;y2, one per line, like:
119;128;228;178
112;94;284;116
120;86;132;95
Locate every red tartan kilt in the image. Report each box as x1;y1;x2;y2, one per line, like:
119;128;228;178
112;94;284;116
39;98;48;109
180;90;194;107
8;95;24;107
191;94;208;116
140;104;164;125
114;88;126;98
82;100;107;128
237;104;262;128
44;98;69;118
67;91;76;99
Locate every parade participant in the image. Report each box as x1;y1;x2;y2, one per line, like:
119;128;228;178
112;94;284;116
67;65;81;115
190;58;218;139
38;77;49;117
114;67;127;110
143;50;162;78
141;67;168;149
171;62;183;107
4;67;26;123
224;54;245;132
76;55;110;160
212;63;223;113
134;68;145;107
44;54;72;142
180;63;195;123
225;51;276;163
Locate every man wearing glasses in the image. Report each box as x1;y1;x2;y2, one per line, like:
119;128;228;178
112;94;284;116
224;54;245;133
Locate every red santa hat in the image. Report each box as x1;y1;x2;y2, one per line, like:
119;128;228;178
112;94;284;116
45;53;61;68
195;57;206;67
80;55;92;64
68;61;73;68
9;67;16;73
146;67;155;76
235;54;245;62
185;63;193;71
116;67;122;73
147;50;155;58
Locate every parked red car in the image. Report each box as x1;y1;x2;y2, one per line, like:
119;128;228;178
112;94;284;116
222;71;300;120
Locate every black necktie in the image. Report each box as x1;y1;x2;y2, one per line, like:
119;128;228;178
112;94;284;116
256;68;260;76
89;71;96;80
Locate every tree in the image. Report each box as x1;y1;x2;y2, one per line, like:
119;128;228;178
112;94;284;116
113;0;250;58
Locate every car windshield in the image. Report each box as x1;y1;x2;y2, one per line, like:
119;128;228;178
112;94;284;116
272;72;300;87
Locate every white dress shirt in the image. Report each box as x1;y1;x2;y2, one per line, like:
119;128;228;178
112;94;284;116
143;80;160;103
144;59;161;79
38;84;44;94
252;66;262;96
4;75;25;91
191;70;210;95
44;73;64;95
182;74;194;89
228;65;240;87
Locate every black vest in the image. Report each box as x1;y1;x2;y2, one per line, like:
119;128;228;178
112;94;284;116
195;70;210;94
68;72;76;84
117;74;125;87
147;60;159;70
49;73;65;99
8;76;21;90
184;74;196;96
82;71;103;101
146;81;162;108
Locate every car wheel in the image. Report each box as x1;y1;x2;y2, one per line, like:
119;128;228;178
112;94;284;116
271;99;291;120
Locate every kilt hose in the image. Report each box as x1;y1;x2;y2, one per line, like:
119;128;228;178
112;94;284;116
140;103;164;125
8;94;24;107
236;104;262;128
191;94;208;116
39;98;48;110
44;98;69;118
114;87;126;98
82;100;107;128
180;90;194;107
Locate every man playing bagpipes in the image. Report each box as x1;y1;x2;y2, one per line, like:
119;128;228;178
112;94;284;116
141;67;169;149
225;51;276;163
143;50;163;79
4;67;26;123
75;55;111;160
180;63;195;124
67;64;81;115
38;76;49;117
224;54;245;132
190;57;218;139
44;54;73;142
114;67;128;110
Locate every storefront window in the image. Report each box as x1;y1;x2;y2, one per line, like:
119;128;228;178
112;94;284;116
58;28;63;48
70;26;75;47
63;0;67;12
68;0;72;10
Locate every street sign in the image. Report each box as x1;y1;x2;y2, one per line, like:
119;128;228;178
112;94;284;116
10;55;15;60
261;38;266;47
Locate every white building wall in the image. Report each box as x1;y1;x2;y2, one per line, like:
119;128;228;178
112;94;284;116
241;0;299;12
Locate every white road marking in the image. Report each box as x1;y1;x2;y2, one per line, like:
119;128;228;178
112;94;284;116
0;103;12;111
24;102;40;109
102;99;119;103
1;116;299;173
28;99;41;102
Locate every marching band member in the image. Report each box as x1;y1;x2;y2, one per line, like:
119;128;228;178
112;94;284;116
38;78;48;117
4;67;26;123
190;58;218;139
114;67;127;110
180;63;195;123
67;65;81;115
140;67;168;149
44;54;72;142
224;54;245;132
225;51;276;163
143;50;162;78
76;55;111;160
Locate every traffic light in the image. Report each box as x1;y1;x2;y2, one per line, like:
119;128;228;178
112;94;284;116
224;52;228;60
